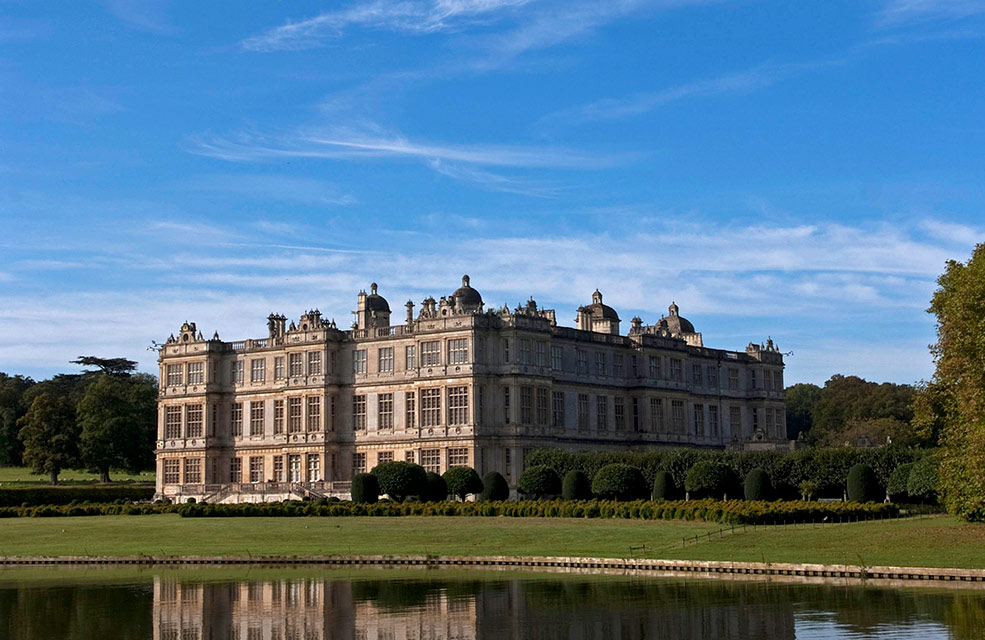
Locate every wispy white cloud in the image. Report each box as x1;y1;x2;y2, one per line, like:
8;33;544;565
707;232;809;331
877;0;985;26
919;219;983;245
241;0;534;51
182;174;357;207
100;0;178;35
428;159;562;197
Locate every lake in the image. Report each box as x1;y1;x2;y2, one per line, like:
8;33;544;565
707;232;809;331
1;567;983;639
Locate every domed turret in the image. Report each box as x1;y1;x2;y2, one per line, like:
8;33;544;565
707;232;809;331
451;275;483;311
365;283;390;313
355;283;391;330
576;289;620;335
663;301;695;334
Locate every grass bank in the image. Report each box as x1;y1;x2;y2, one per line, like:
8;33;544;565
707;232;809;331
2;514;984;569
0;467;154;485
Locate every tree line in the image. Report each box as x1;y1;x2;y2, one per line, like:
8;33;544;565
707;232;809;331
0;357;156;484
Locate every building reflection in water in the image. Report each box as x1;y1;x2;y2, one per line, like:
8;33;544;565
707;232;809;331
152;574;796;640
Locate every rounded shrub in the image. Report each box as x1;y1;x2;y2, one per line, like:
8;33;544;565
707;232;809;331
846;463;881;503
743;468;774;501
907;456;939;504
591;464;647;501
517;465;561;499
351;473;379;504
651;471;677;500
887;462;915;502
442;466;483;500
685;462;735;500
422;472;448;503
562;470;592;501
479;471;510;501
371;461;427;502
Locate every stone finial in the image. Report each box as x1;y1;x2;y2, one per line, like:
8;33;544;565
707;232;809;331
462;274;470;287
669;301;679;316
592;289;603;305
370;283;378;295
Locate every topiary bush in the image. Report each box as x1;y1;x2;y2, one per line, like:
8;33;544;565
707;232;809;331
371;461;427;502
887;462;915;502
517;465;561;499
422;472;448;502
351;473;379;504
685;462;735;500
479;471;510;501
442;466;483;501
562;470;592;501
744;468;774;501
591;464;647;501
907;456;939;504
651;471;677;500
846;463;881;503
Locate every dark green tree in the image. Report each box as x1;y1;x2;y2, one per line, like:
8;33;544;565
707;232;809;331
0;373;35;466
422;472;448;502
351;473;379;503
591;464;647;501
17;393;79;485
743;468;774;501
479;471;509;501
651;470;677;500
77;373;157;482
370;461;427;502
907;455;939;504
886;462;915;502
442;466;483;500
71;356;137;377
517;465;561;499
685;461;736;500
784;383;821;440
846;463;881;503
562;469;592;501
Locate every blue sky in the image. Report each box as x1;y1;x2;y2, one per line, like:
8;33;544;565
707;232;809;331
1;0;984;384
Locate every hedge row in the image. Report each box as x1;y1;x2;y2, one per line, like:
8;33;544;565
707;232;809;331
0;485;155;507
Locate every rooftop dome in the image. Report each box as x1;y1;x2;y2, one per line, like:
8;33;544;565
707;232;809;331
365;283;390;313
451;275;483;308
583;289;620;320
662;301;694;334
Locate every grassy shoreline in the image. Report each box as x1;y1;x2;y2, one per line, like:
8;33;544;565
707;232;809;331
1;514;984;569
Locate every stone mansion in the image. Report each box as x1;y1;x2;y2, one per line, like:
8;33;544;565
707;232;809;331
155;276;787;502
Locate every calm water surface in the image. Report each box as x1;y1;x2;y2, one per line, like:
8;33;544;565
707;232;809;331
1;568;983;639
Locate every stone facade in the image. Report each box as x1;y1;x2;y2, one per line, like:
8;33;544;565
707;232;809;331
155;276;787;503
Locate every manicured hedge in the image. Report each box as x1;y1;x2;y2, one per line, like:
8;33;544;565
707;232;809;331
479;472;509;501
562;470;592;501
744;468;774;501
591;464;647;501
847;464;881;503
517;465;561;499
351;473;379;504
651;471;677;501
0;485;154;507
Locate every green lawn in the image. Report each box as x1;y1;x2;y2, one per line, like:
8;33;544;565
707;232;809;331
1;514;984;569
0;467;154;485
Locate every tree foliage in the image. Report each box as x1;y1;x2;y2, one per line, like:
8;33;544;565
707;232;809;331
591;464;647;501
810;375;917;446
743;468;774;501
351;473;379;503
370;461;427;502
685;461;736;500
516;465;561;499
479;471;509;501
71;356;137;377
906;455;939;504
422;472;448;502
561;470;592;501
651;471;677;500
784;383;821;440
0;373;35;466
77;373;157;482
17;393;79;485
442;466;483;500
886;462;914;502
846;463;881;503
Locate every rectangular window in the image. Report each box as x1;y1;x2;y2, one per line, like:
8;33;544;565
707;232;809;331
378;347;394;372
353;350;367;375
502;338;510;363
649;356;660;378
352;452;366;475
728;368;739;391
288;454;302;482
448;338;468;364
250;401;264;436
307;352;322;376
187;362;204;385
709;405;720;437
692;364;703;387
551;345;563;371
231;402;243;437
378;393;393;429
708;365;718;388
614;355;624;377
274;357;285;380
420;449;441;474
166;364;183;386
650;398;663;432
165;406;182;439
378;451;393;465
671;400;686;433
631;356;638;377
632;397;640;431
595;352;607;376
288;353;303;377
577;394;589;430
536;388;549;425
520;386;533;424
249;456;263;483
518;339;531;365
751;370;758;390
288;397;302;433
535;342;547;367
503;387;511;423
576;350;589;375
670;358;682;382
273;399;284;434
448;386;468;425
306;396;320;432
766;407;775;432
405;391;416;429
273;456;284;482
163;459;180;484
405;450;415;463
229;457;241;484
448;448;469;467
184;458;201;484
552;391;565;427
405;345;417;369
614;397;625;430
307;454;320;482
421;388;441;427
421;341;441;366
232;360;244;384
353;395;366;430
251;358;266;383
596;396;608;431
694;403;704;436
730;406;742;432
